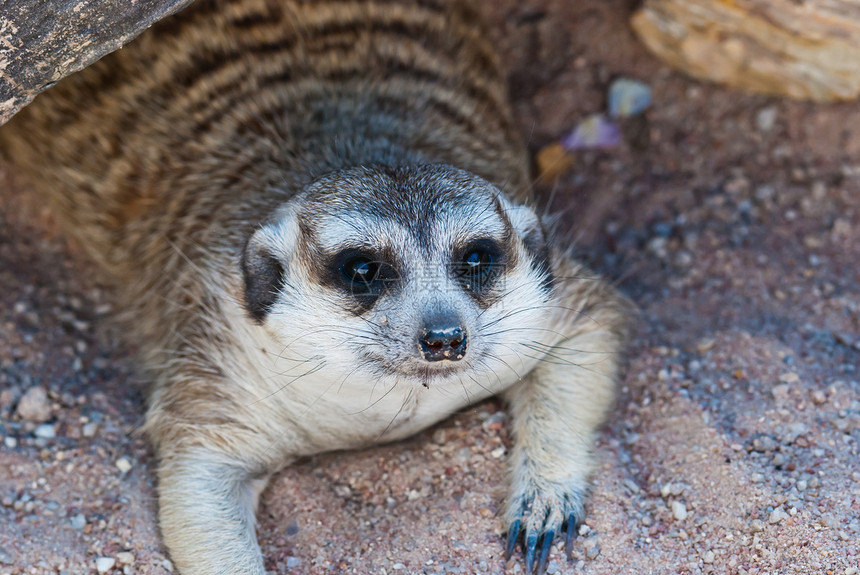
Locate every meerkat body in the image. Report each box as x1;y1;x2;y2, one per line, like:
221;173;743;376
1;1;628;573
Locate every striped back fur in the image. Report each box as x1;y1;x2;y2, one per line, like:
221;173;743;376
0;0;529;279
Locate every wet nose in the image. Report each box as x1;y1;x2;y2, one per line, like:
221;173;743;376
419;322;467;362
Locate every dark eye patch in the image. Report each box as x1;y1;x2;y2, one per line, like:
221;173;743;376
521;225;554;294
453;239;506;293
320;247;399;313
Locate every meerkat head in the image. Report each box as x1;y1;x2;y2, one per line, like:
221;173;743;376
242;164;554;387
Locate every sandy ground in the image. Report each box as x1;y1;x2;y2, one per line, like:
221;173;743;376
1;1;859;574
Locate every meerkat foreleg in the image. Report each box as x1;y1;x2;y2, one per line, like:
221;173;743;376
156;451;271;575
502;271;627;574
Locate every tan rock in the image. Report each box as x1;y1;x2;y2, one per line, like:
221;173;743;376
16;386;51;423
631;0;860;102
535;143;575;184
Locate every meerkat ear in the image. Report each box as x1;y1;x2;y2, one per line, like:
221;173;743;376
241;235;286;323
498;197;554;290
241;207;300;323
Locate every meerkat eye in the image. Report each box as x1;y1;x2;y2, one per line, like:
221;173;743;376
463;249;494;277
455;240;502;291
343;256;380;284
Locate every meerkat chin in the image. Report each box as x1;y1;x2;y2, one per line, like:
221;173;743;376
0;1;629;574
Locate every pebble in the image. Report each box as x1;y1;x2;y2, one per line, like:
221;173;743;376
778;372;800;384
608;78;652;118
779;423;809;445
585;542;601;560
702;550;715;564
561;114;621;150
769;507;789;524
771;384;790;402
671;501;688;521
660;482;685;497
832;218;852;236
95;557;116;573
845;568;858;575
535;143;575;183
115;457;132;473
755;184;775;202
115;552;135;566
70;513;87;529
696;338;716;353
34;423;56;439
753;436;777;452
82;422;98;438
285;557;301;568
755;106;778;132
16;386;51;423
4;437;17;449
750;519;765;532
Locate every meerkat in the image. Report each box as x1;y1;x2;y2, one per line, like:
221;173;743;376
0;0;628;573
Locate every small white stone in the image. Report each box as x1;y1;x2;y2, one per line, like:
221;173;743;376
769;507;789;524
3;437;17;449
392;563;405;570
161;559;174;572
756;106;778;132
70;513;87;529
115;457;132;473
82;422;98;438
115;552;134;565
490;446;506;459
671;501;688;521
34;424;56;439
845;568;858;575
95;557;116;573
702;550;715;564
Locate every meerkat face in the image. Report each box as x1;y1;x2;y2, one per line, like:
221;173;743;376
242;165;554;389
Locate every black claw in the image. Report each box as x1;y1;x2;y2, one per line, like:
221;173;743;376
524;532;539;575
537;530;554;574
565;513;579;560
505;519;521;561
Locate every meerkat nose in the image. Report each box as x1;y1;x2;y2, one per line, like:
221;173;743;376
419;320;467;362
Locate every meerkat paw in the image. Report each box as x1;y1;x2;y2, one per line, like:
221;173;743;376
504;473;585;575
